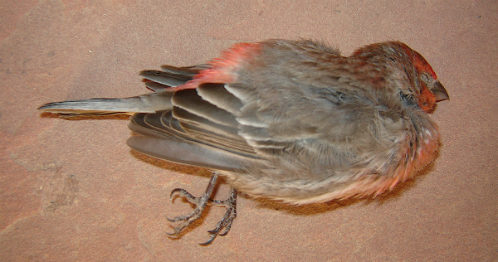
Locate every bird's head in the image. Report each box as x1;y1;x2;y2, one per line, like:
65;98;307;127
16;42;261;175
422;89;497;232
399;43;449;112
354;42;449;113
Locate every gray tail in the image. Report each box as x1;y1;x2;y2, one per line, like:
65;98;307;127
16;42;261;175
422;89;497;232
38;91;174;116
38;65;201;116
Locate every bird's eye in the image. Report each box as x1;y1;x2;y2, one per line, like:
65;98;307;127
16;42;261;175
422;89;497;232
419;73;430;83
399;91;416;106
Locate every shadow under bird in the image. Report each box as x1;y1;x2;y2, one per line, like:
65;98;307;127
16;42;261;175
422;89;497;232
39;39;449;245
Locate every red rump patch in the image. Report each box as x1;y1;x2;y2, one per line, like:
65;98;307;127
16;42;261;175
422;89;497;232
173;42;262;90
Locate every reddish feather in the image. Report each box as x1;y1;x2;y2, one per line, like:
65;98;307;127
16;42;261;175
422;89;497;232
173;43;262;90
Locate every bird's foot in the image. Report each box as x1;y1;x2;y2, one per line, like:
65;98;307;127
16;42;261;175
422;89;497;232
167;173;238;245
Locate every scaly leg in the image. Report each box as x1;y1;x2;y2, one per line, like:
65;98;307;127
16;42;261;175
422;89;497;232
167;173;238;245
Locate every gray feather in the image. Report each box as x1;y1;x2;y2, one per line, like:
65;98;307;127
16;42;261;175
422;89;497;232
127;135;249;171
140;70;191;87
172;89;239;127
38;91;174;114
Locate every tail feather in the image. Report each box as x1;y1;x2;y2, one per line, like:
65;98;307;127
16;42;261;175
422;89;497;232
38;91;174;115
38;65;198;116
140;70;191;87
159;65;200;77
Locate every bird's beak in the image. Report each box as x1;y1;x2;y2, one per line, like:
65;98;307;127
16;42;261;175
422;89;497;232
432;81;449;102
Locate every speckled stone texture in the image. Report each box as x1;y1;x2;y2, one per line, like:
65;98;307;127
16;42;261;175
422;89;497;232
0;1;496;261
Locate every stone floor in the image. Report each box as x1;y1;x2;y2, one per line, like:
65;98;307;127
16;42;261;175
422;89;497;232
0;1;496;261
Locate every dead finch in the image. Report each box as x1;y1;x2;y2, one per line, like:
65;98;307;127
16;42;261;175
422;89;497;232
39;39;449;244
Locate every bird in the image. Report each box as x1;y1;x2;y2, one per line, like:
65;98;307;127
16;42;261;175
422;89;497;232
38;39;449;245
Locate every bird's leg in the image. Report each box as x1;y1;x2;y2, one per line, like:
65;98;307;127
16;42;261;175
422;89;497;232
201;188;237;245
167;173;238;245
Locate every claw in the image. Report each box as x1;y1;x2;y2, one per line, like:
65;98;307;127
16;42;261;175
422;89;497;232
166;228;183;238
199;235;217;246
165;173;238;245
169;188;195;202
203;189;237;241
